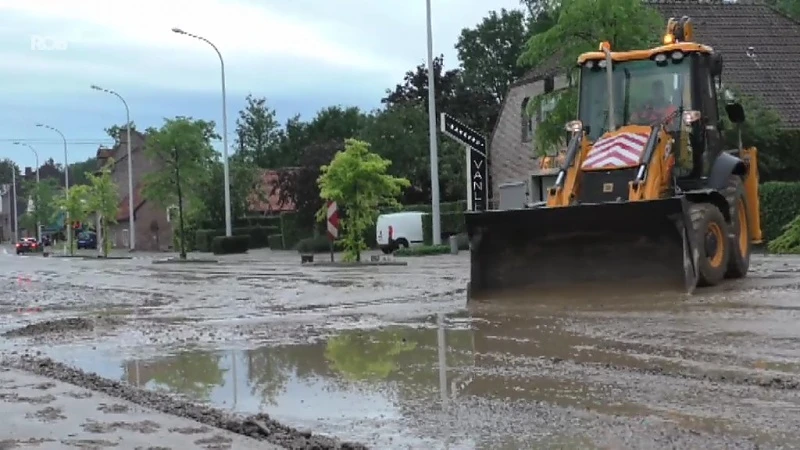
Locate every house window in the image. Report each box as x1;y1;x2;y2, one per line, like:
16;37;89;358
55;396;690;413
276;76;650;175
521;97;534;142
539;95;558;123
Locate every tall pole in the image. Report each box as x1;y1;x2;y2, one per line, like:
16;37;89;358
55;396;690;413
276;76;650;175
425;0;442;245
36;123;69;252
172;28;232;237
91;85;135;250
13;142;40;242
11;167;17;243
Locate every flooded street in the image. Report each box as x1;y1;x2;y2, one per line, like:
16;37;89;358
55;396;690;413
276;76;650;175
2;248;800;448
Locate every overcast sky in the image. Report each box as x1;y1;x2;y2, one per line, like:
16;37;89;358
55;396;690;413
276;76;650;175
0;0;523;170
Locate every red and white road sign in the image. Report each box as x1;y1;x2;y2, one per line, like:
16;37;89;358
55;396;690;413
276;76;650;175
326;201;339;240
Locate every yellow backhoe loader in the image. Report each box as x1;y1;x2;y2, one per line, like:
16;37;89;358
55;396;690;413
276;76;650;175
465;16;763;300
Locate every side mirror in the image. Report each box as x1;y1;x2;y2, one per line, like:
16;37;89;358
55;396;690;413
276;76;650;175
710;53;723;77
725;102;745;124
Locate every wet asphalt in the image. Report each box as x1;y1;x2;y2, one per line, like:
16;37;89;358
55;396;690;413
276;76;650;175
1;246;800;449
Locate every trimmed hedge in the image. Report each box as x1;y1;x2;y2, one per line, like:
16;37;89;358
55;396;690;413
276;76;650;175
195;226;278;251
295;235;344;253
760;182;800;242
280;212;309;250
395;244;451;257
268;234;283;250
211;235;249;255
422;212;466;245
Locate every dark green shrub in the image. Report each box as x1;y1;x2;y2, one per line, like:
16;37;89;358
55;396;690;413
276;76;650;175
767;214;800;254
295;235;343;253
242;226;277;248
280;212;312;250
395;245;451;257
760;182;800;242
268;234;284;250
211;235;250;255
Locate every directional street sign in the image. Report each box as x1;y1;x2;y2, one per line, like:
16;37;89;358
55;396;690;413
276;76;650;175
326;201;339;240
440;113;488;211
440;113;486;153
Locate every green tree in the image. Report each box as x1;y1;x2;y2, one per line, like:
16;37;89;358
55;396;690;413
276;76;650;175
142;117;218;259
317;139;410;261
362;102;467;204
104;122;137;143
86;163;119;257
23;178;57;235
233;95;283;168
519;0;663;151
53;184;91;255
456;8;533;103
194;160;258;228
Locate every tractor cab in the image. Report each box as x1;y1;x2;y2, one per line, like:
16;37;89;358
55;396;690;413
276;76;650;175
572;16;731;185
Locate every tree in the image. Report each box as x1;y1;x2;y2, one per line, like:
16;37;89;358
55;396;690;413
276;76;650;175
456;8;533;103
142;117;218;259
23;178;57;236
194;160;258;228
382;56;497;134
361;102;468;204
317;138;410;261
233;95;283;168
105;122;137;143
86;163;119;257
53;184;91;255
519;0;663;151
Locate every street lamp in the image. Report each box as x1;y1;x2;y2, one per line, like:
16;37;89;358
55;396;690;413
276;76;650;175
425;0;442;245
171;27;232;237
13;142;40;242
35;123;70;252
91;84;135;251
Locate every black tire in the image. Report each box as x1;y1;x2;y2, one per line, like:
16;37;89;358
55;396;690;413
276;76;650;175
723;175;751;278
380;246;393;255
690;203;730;287
395;238;409;249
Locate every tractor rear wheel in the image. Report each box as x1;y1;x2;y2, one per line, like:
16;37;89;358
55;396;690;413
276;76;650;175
723;176;751;278
691;203;730;287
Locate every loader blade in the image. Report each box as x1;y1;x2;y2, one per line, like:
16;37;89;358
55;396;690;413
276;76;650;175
465;198;699;301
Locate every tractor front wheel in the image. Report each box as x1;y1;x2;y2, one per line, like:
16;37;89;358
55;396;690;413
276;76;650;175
691;203;730;287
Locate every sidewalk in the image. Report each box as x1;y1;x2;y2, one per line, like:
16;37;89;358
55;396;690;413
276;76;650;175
0;367;279;449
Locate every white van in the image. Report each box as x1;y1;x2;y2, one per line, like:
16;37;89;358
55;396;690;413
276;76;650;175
376;211;426;254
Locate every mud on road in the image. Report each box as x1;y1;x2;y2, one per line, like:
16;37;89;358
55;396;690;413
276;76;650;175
2;249;800;449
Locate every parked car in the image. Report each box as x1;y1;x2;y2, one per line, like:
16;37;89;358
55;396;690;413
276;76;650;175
16;237;41;255
375;211;426;254
76;231;97;250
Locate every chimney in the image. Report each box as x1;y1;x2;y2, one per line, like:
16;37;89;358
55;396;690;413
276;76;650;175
24;167;32;179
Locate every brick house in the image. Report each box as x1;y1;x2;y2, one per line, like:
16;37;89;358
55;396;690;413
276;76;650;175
489;0;800;204
247;169;296;215
97;130;171;251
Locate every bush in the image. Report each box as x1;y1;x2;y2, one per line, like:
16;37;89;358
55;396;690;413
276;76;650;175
395;245;451;257
268;234;284;250
195;226;277;251
767;214;800;254
295;235;343;253
211;235;250;255
760;182;800;242
422;212;466;245
280;212;311;250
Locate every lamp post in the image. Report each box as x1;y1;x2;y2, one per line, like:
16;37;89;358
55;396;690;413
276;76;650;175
13;142;40;242
36;123;70;252
10;165;17;243
425;0;442;245
91;84;135;251
171;27;232;237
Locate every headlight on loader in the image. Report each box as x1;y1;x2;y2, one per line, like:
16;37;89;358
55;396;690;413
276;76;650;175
564;120;583;133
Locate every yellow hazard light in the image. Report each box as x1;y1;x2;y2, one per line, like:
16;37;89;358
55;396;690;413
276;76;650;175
599;41;611;51
663;33;675;44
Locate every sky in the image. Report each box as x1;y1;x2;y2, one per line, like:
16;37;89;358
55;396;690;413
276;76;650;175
0;0;523;170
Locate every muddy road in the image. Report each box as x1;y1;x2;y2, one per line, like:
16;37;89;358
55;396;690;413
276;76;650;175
1;248;800;449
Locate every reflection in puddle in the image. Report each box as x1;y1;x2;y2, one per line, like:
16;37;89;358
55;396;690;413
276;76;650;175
50;301;800;449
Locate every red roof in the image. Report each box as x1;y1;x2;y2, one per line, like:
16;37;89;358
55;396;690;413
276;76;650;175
117;185;145;221
248;169;296;214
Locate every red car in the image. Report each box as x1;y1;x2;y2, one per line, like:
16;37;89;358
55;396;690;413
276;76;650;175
16;237;40;255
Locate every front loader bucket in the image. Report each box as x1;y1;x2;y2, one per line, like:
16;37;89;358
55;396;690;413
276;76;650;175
464;198;699;301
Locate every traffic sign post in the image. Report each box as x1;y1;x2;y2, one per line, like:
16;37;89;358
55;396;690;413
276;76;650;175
326;201;339;262
440;113;488;211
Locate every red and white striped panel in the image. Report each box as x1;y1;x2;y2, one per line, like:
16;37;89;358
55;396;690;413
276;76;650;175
581;132;649;170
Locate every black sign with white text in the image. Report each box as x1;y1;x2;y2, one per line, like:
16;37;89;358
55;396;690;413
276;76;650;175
440;113;488;211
